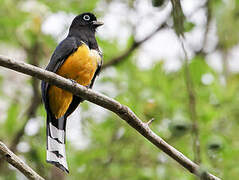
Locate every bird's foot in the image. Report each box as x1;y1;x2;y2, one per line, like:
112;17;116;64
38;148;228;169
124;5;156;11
69;79;77;86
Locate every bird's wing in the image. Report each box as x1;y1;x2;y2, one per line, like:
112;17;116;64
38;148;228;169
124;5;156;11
41;37;80;111
89;51;103;88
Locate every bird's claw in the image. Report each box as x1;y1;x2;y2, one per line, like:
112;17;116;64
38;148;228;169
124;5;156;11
70;79;77;85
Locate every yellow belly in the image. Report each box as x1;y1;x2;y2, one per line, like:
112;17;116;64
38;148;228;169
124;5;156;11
48;44;101;118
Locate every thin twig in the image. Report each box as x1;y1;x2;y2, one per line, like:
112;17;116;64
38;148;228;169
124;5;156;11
180;39;201;164
196;0;212;55
222;49;229;85
146;118;155;126
0;141;44;180
202;0;211;51
102;23;167;69
0;55;220;180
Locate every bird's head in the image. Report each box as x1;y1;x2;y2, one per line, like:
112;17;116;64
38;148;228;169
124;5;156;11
70;12;103;32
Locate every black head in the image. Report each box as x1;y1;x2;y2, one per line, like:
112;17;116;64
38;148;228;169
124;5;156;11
70;12;103;31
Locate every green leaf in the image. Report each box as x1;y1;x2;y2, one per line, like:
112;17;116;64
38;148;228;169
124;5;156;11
184;21;195;32
4;102;19;134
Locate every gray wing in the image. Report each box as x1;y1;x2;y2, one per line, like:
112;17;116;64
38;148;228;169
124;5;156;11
41;37;81;111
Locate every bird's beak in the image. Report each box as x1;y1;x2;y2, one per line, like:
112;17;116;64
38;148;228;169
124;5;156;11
92;21;104;27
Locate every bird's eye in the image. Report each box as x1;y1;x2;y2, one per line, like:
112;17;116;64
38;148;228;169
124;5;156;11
83;15;90;21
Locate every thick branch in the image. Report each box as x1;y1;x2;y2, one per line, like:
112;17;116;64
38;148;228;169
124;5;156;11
102;23;167;69
0;55;220;180
0;141;44;180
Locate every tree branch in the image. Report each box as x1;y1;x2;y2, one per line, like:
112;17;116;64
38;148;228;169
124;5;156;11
102;22;167;69
170;0;201;164
0;55;220;180
195;0;212;56
180;40;201;164
0;141;44;180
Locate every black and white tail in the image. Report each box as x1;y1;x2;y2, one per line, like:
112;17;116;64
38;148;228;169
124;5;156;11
46;114;69;173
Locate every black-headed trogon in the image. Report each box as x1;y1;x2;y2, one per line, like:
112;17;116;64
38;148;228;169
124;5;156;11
41;12;103;173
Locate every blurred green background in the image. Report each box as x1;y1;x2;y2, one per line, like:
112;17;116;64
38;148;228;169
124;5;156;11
0;0;239;179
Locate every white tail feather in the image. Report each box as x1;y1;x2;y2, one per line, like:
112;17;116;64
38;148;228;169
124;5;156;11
47;122;68;172
49;123;65;143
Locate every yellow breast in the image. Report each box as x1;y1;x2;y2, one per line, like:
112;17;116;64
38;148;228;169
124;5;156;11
48;43;101;118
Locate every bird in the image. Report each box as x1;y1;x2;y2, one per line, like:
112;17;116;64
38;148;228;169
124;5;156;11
41;12;103;173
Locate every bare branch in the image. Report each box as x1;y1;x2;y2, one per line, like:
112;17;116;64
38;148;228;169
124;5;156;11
201;0;212;52
102;23;167;69
146;118;155;126
222;50;229;85
0;55;220;180
195;0;212;56
0;141;44;180
180;39;201;164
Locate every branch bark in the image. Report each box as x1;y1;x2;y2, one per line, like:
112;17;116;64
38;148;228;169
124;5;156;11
102;23;167;69
0;141;44;180
0;55;220;180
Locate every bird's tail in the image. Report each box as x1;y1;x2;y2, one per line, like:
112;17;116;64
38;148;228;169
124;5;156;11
46;114;69;173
